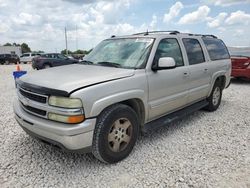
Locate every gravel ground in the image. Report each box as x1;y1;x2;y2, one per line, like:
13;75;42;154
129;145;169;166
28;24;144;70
0;64;249;188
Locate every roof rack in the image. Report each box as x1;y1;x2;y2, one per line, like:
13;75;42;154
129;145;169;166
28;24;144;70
187;33;217;38
133;30;180;36
132;31;218;38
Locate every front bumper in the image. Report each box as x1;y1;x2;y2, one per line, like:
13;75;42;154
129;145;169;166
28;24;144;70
13;98;96;152
232;68;250;79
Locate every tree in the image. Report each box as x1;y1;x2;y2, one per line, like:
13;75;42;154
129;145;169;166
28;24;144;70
61;49;93;55
3;43;12;46
21;43;31;53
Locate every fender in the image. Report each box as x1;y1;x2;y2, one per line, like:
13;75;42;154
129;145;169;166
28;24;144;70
208;70;227;96
90;89;147;119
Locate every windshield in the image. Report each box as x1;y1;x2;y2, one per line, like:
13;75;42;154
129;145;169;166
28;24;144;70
82;38;154;69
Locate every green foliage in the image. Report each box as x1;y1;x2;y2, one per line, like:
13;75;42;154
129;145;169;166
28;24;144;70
61;49;92;55
2;42;31;53
21;43;31;53
3;43;12;46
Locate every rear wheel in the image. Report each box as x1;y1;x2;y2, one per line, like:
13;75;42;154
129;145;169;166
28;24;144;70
204;81;222;111
43;64;51;69
92;104;139;163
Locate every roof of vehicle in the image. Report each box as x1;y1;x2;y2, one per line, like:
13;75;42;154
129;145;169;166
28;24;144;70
110;30;218;39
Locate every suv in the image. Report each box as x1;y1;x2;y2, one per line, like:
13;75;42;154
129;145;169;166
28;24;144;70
231;56;250;79
32;53;78;69
20;53;41;64
0;54;19;64
13;31;231;163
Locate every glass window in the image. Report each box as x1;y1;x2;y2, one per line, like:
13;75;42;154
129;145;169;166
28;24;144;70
21;54;30;57
58;54;67;59
183;38;205;65
202;38;230;60
153;38;184;66
84;38;154;69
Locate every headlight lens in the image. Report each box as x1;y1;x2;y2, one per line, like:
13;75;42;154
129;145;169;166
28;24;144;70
48;113;85;124
49;96;82;108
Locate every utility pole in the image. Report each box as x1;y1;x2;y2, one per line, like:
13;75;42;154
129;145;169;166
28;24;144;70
65;27;68;55
76;25;78;51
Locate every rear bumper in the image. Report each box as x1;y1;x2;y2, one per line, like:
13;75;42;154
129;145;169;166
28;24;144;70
232;68;250;79
13;98;96;152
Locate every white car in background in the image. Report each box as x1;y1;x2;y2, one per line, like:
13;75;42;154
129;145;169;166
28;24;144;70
20;53;42;64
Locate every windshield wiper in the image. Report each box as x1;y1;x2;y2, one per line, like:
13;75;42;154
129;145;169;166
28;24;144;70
78;60;94;65
97;61;122;68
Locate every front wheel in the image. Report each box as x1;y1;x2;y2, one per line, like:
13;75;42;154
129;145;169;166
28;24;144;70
92;104;139;163
204;81;222;111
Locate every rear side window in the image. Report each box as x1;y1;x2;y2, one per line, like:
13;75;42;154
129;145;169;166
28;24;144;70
21;54;30;57
202;38;230;60
182;38;205;65
154;38;184;67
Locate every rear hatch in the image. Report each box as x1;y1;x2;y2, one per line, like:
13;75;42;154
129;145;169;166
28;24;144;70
231;56;250;69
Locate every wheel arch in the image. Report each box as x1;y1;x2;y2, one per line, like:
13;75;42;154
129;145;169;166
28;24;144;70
90;90;147;127
208;72;227;96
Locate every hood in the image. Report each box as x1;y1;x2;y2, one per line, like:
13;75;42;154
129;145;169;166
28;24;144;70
20;64;135;94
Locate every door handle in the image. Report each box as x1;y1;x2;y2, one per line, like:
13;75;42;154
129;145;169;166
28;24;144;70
204;68;208;72
183;72;189;77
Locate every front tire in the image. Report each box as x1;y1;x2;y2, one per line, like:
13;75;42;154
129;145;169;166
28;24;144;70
204;81;222;111
92;104;139;163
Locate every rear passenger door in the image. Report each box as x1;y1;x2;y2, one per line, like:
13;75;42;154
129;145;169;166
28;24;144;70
182;38;211;104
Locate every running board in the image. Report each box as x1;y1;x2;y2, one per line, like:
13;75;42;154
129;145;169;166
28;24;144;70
142;100;209;133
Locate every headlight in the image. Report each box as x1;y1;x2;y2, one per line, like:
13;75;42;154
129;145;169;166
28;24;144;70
48;113;85;124
49;96;83;108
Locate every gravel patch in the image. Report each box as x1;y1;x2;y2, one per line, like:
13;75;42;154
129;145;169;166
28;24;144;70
0;64;249;188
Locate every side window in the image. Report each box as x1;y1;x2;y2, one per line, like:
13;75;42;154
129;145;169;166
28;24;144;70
154;38;184;67
182;38;205;65
202;38;230;60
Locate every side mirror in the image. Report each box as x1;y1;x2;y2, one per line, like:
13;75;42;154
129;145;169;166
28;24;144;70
158;57;176;69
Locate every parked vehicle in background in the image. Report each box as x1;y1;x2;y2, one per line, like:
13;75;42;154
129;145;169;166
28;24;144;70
32;53;78;69
20;53;41;64
14;31;231;163
0;54;19;64
231;55;250;79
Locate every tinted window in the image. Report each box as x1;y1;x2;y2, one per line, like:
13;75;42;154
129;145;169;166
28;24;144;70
21;54;30;57
58;54;67;59
183;38;205;65
202;38;230;60
154;38;184;66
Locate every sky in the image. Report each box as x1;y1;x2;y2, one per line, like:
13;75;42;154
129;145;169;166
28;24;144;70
0;0;250;52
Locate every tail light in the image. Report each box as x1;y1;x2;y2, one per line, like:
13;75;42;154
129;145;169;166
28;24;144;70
247;62;250;69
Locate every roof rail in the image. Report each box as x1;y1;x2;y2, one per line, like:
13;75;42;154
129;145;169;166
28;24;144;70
133;30;180;36
187;33;217;38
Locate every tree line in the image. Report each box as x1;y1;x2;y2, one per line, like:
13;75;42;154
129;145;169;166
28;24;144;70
2;43;92;55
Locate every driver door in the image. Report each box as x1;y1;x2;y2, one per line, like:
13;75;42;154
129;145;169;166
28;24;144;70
147;38;190;121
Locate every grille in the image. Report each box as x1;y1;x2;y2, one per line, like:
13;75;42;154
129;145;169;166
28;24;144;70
21;102;47;116
19;88;47;103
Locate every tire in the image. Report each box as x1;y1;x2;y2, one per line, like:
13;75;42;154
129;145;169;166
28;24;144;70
92;104;139;163
43;64;51;69
204;81;222;112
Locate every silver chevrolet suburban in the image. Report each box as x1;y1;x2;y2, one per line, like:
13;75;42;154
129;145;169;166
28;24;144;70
14;31;231;163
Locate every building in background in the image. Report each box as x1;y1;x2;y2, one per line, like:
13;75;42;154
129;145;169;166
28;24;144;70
0;46;22;57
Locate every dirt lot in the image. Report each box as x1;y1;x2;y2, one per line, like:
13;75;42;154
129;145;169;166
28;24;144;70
0;64;249;187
